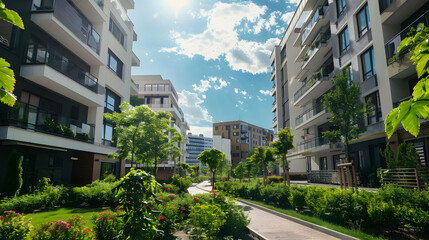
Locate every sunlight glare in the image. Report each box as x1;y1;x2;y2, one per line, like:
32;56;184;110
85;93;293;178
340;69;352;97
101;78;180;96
164;0;190;17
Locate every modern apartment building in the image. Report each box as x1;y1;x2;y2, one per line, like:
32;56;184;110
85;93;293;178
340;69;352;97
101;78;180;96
132;75;190;178
213;121;274;167
0;0;140;187
213;135;232;165
271;0;429;185
185;133;213;166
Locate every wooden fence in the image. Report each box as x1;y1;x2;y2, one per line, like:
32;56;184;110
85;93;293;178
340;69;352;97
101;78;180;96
380;168;429;190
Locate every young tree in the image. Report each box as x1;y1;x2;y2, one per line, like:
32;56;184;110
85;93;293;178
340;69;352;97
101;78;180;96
233;162;247;182
0;1;24;106
267;161;276;176
380;142;420;168
177;161;190;177
198;149;225;187
1;150;23;197
190;165;200;177
105;103;151;168
201;168;209;176
385;24;429;138
321;70;368;164
247;147;275;185
270;128;294;185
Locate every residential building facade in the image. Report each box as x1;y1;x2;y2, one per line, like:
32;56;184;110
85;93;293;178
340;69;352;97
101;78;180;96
213;135;232;165
213;121;274;167
185;133;213;166
132;75;190;178
0;0;140;187
271;0;429;186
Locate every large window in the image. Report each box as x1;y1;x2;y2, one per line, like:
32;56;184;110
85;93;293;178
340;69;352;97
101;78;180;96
336;0;346;16
107;49;123;79
109;18;125;47
361;47;376;80
365;91;382;125
338;26;350;55
105;88;120;112
357;4;370;37
0;20;17;48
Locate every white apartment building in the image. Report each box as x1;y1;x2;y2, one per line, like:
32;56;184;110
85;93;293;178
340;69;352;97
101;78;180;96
132;75;190;174
271;0;429;186
0;0;140;187
213;135;232;165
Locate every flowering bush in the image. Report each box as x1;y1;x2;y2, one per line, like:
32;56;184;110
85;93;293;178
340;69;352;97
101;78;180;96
158;184;180;194
92;210;122;240
188;203;226;239
32;215;92;240
168;194;176;199
0;210;31;240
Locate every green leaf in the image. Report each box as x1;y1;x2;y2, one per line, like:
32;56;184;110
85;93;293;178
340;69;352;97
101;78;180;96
402;108;420;137
415;53;429;78
412;101;429;119
0;88;16;106
0;1;24;29
385;108;400;139
0;58;15;92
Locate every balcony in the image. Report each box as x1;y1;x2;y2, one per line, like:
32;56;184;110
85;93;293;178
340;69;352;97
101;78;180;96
21;49;100;107
294;60;334;106
295;104;330;129
298;29;331;70
0;102;95;143
385;10;429;63
70;0;107;23
379;0;396;13
31;0;103;65
393;96;412;108
132;51;141;67
379;0;427;24
294;3;330;47
294;137;344;154
271;83;276;96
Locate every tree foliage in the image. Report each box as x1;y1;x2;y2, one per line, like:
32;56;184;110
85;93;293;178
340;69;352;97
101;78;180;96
380;142;420;169
270;128;294;185
321;69;368;161
247;147;275;185
0;0;24;106
1;150;23;198
177;161;190;177
198;149;225;187
385;24;429;138
233;162;247;182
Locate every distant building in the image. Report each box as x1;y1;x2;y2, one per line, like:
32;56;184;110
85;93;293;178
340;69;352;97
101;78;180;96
132;75;190;179
186;133;213;166
213;135;232;165
213;121;274;167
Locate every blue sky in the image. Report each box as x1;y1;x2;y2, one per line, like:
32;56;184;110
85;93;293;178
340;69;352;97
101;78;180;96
129;0;299;137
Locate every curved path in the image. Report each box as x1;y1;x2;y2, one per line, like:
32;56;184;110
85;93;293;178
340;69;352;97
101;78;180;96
188;181;355;240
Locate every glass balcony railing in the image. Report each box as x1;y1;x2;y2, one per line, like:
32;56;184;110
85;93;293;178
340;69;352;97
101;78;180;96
294;60;334;102
385;10;429;62
92;0;104;9
301;4;329;44
272;116;277;123
25;47;98;93
295;137;330;152
379;0;396;13
302;29;331;63
0;102;95;142
295;103;324;126
32;0;101;54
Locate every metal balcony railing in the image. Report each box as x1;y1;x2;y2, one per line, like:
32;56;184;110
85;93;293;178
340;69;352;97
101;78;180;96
295;103;324;126
32;0;101;54
0;102;95;142
385;10;429;61
25;48;98;93
294;60;334;102
295;137;330;152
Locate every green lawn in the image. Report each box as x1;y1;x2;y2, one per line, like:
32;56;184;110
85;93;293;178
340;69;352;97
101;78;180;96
26;207;106;230
239;198;388;240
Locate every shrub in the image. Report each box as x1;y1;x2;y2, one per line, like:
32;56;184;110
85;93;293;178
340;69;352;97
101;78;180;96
32;215;93;240
69;180;118;207
1;150;23;198
171;175;192;193
288;187;307;211
159;183;180;194
267;176;283;184
219;199;250;238
188;203;226;239
92;210;122;240
76;133;91;141
0;210;31;240
0;186;62;213
63;126;76;138
102;174;117;183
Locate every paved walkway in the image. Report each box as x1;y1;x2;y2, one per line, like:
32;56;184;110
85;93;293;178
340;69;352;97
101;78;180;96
188;181;342;240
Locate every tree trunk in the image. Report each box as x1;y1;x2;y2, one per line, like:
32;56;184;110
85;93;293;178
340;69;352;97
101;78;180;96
212;170;215;188
286;168;290;186
262;161;266;186
283;164;287;185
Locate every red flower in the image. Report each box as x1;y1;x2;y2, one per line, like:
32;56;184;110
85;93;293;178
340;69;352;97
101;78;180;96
167;188;170;191
168;194;176;199
180;207;185;211
157;196;162;200
115;206;121;210
16;213;21;217
4;210;15;215
0;216;4;220
159;216;165;220
192;197;199;201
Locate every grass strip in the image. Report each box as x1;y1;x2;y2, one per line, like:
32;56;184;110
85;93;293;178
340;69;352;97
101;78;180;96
239;198;387;240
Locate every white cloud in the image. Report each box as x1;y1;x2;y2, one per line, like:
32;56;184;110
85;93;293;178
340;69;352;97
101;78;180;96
153;13;159;19
214;78;229;90
192;80;212;93
188;126;213;138
234;88;239;94
275;27;285;35
281;11;294;25
178;90;213;124
238;100;244;105
150;59;154;63
145;52;148;56
287;0;301;5
161;2;279;75
240;90;247;95
257;96;263;101
259;90;270;95
202;94;207;99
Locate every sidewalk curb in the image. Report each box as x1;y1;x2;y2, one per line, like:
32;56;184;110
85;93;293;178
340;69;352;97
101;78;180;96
237;199;359;240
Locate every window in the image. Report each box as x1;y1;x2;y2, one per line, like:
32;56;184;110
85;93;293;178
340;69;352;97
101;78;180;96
357;4;370;37
233;132;238;136
102;121;114;142
361;47;376;80
339;26;350;55
215;126;219;131
105;88;120;112
236;139;239;143
233;124;239;129
343;64;353;82
109;18;125;46
107;49;123;79
236;146;239;150
0;20;16;48
336;0;346;16
365;91;382;125
320;157;328;170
